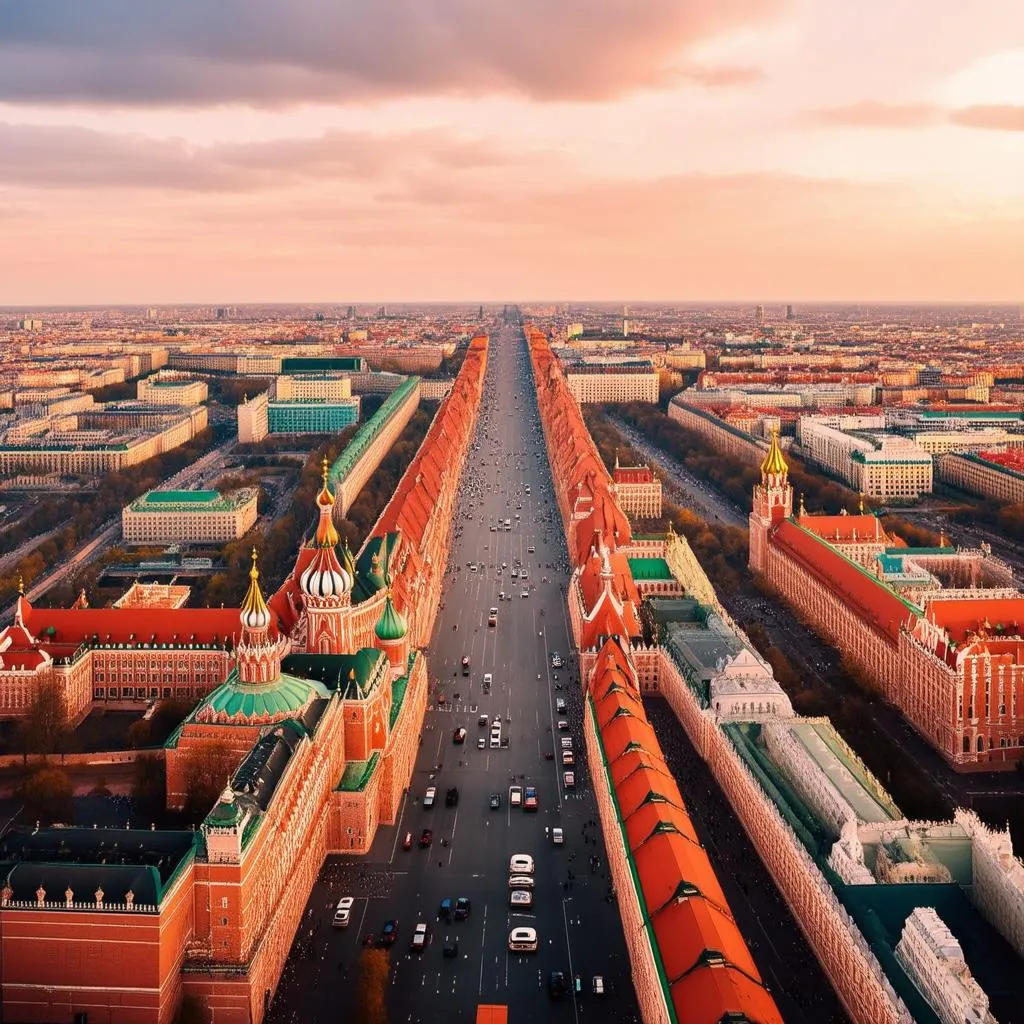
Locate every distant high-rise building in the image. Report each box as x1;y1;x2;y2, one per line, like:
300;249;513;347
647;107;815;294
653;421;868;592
786;304;795;321
756;305;766;326
479;304;484;319
146;307;159;321
215;307;227;320
18;318;43;331
622;319;630;338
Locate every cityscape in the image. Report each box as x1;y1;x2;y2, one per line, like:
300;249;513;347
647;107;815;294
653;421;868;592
1;4;1023;1024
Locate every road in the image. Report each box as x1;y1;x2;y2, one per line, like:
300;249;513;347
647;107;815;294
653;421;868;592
268;325;642;1023
606;413;749;529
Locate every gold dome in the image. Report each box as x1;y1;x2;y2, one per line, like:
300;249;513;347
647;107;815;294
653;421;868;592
314;457;341;548
760;429;788;477
240;548;271;631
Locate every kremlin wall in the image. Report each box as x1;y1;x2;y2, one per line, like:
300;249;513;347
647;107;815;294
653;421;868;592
0;337;488;1023
526;324;1024;1024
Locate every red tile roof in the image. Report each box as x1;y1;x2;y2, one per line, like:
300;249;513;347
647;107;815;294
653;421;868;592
797;513;885;544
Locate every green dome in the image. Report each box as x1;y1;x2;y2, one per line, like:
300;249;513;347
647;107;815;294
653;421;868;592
205;786;243;827
201;673;330;721
375;594;407;642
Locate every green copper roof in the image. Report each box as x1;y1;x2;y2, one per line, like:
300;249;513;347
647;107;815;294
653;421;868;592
201;671;330;720
338;752;380;792
627;557;673;581
282;649;386;698
205;792;243;827
375;594;407;642
146;489;220;503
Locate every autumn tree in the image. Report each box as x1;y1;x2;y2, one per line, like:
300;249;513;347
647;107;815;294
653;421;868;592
15;679;70;759
132;754;166;816
22;766;74;824
352;948;390;1024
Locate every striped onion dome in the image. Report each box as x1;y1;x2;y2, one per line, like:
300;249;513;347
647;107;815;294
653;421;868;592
300;544;351;598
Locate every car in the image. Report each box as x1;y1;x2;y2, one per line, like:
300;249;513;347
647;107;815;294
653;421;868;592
562;751;574;766
461;656;470;676
561;737;572;750
379;920;398;947
509;889;533;908
555;698;566;713
563;771;575;788
557;720;569;731
493;714;502;723
424;786;436;808
524;786;538;811
510;569;518;579
592;976;605;995
478;713;489;726
443;939;459;958
453;727;467;745
419;828;433;848
446;787;459;807
336;896;355;912
509;785;522;806
508;874;535;890
477;737;486;749
362;932;375;947
489;792;501;809
332;907;351;928
508;927;539;952
410;922;429;952
509;853;534;874
549;971;567;999
521;591;529;599
438;898;452;921
402;831;413;850
490;733;501;749
543;750;554;760
454;897;471;920
552;827;564;845
483;673;493;687
528;545;535;553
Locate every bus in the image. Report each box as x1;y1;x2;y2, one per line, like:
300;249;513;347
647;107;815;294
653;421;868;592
476;1007;508;1024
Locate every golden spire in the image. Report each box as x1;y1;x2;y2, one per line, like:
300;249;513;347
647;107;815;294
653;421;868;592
759;429;788;477
240;547;270;630
939;529;948;549
313;457;340;548
16;573;24;596
858;492;865;514
798;493;806;517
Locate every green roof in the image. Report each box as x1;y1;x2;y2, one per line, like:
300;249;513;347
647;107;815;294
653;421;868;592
627;557;673;581
338;752;380;792
282;649;386;698
375;595;407;642
141;487;219;503
328;376;420;486
200;671;329;719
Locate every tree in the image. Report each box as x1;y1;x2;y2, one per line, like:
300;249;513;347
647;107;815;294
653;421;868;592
15;679;70;759
352;948;390;1024
22;766;74;824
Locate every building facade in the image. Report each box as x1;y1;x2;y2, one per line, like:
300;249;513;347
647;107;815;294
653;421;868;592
612;459;662;519
137;372;209;406
564;365;659;404
937;450;1024;505
123;488;259;545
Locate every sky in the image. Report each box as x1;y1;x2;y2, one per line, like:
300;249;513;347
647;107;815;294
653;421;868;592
0;0;1021;304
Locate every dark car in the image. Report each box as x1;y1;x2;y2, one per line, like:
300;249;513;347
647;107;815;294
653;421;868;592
489;792;501;809
419;828;433;848
438;898;452;921
445;787;459;807
549;971;567;999
454;897;471;921
362;933;375;947
453;727;467;745
443;938;459;958
379;920;398;947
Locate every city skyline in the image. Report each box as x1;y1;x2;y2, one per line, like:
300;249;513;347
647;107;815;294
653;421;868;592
0;0;1021;305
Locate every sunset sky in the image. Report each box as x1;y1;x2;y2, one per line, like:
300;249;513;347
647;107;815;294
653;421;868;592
1;0;1021;304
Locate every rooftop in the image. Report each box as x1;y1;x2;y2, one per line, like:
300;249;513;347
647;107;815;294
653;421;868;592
129;488;258;513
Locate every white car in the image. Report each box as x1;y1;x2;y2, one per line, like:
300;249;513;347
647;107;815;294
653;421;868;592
521;591;529;599
552;827;564;844
561;737;572;750
424;786;437;808
509;785;522;806
592;976;605;995
508;926;538;952
336;896;355;912
509;853;534;874
509;889;533;908
332;907;350;928
411;922;429;951
563;772;575;788
477;737;486;749
508;875;535;890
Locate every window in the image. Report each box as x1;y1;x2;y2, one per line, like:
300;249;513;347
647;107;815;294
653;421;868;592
221;897;229;909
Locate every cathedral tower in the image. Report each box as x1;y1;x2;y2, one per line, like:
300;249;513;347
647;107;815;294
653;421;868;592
749;430;792;573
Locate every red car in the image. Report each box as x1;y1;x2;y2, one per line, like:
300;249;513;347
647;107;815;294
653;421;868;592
402;831;413;850
362;933;375;947
420;829;433;848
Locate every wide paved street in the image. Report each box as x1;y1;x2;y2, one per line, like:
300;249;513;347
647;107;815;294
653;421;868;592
268;324;642;1023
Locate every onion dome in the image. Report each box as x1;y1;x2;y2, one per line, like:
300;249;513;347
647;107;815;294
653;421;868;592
365;551;387;593
375;590;407;642
300;544;351;598
760;429;788;477
314;457;341;548
240;548;271;631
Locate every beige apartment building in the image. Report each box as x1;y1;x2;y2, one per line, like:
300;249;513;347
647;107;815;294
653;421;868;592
565;367;659;404
937;451;1024;505
122;488;259;544
237;391;270;443
273;374;351;401
137;372;209;406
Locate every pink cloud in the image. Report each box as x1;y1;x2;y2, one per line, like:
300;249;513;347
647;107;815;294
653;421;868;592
949;105;1024;131
809;102;940;127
